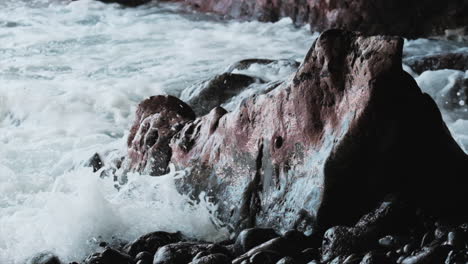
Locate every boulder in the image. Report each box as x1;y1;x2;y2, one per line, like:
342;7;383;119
167;29;468;234
123;231;184;257
183;0;468;38
404;53;468;74
153;242;230;264
85;248;134;264
125;95;195;176
126;29;468;236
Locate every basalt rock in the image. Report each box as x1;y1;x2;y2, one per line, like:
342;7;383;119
125;95;195;176
403;53;468;74
166;29;468;234
183;0;468;38
123;231;184;257
153;242;230;264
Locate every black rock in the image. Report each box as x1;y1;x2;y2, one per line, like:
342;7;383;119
191;253;230;264
86;153;104;172
400;245;451;264
359;252;391;264
180;73;261;116
234;228;279;255
27;252;61;264
85;248;133;264
153;242;229;264
249;251;282;264
447;230;465;250
123;231;183;257
275;256;296;264
135;251;152;264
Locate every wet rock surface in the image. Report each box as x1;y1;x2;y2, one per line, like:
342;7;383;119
168;29;468;235
182;0;468;38
404;52;468;74
120;30;468;239
125;95;195;176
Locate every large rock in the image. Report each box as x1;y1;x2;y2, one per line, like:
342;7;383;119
127;30;468;235
183;0;468;38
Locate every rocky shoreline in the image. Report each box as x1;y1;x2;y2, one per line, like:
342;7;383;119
23;1;468;263
26;28;467;264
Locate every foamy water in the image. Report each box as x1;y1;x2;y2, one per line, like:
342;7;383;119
0;0;466;263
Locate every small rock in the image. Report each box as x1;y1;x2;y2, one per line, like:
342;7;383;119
447;231;465;250
27;252;61;264
420;232;435;248
86;153;104;172
343;253;362;264
249;251;282;264
85;248;133;264
359;251;391;264
135;251;152;263
191;253;230;264
379;235;400;248
234;228;279;255
400;245;451;264
123;231;183;257
276;256;296;264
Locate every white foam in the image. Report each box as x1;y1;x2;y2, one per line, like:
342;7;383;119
0;1;314;263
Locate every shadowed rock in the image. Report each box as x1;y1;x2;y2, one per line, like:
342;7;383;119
404;52;468;74
183;0;468;38
126;29;468;236
126;95;195;176
180;73;261;116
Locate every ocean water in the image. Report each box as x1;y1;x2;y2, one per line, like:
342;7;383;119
0;0;466;263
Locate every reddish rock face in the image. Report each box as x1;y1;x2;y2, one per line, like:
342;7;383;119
183;0;468;38
125;30;468;235
167;30;468;233
126;95;195;176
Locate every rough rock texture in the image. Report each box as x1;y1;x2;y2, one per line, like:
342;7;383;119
180;73;261;116
167;29;468;234
123;231;184;257
126;95;195;176
125;30;468;236
404;52;468;74
183;0;468;38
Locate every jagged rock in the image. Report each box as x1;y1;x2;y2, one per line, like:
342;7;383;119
125;95;195;176
123;231;184;257
126;30;468;238
180;73;261;116
321;196;411;261
169;29;468;234
404;53;468;74
183;0;468;38
86;153;104;172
